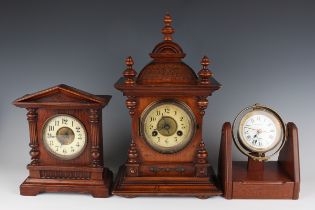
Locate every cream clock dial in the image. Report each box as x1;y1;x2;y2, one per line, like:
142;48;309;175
237;107;284;154
43;115;87;160
141;101;195;153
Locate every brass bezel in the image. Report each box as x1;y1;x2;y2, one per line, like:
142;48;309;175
232;104;286;161
140;99;196;154
42;114;88;160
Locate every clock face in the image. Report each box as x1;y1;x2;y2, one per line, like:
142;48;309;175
43;114;87;160
238;109;283;153
141;100;195;154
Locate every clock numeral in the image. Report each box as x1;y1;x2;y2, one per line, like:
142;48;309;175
150;117;156;122
71;147;75;152
76;126;81;133
62;149;67;154
55;121;59;126
76;142;80;147
48;126;54;131
156;110;161;116
62;118;68;125
174;110;177;115
49;141;54;146
71;121;74;127
149;124;154;129
174;137;178;142
157;136;160;142
47;133;55;138
55;146;59;152
180;116;184;121
165;139;169;144
164;108;170;114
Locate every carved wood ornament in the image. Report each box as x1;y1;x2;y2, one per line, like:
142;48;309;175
113;14;222;198
13;84;113;197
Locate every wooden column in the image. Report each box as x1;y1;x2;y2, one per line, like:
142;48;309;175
89;109;101;167
27;108;39;165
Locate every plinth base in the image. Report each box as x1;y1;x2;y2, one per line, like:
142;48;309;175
113;165;222;198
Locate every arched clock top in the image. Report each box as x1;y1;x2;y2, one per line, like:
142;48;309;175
115;14;221;97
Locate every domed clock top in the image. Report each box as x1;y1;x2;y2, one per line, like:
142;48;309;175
115;14;221;96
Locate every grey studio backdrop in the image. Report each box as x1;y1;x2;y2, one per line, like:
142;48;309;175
0;0;315;209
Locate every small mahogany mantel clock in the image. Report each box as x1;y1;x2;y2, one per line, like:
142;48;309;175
113;14;222;198
13;84;112;197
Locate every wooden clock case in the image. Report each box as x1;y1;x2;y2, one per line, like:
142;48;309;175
113;14;222;198
218;122;300;199
13;84;113;197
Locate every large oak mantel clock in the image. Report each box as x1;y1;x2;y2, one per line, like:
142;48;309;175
113;14;222;198
13;84;113;197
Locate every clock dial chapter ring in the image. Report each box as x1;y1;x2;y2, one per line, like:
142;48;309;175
42;114;87;160
232;104;286;161
141;100;196;154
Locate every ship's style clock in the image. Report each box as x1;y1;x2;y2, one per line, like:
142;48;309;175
218;104;300;199
113;14;222;198
13;84;112;197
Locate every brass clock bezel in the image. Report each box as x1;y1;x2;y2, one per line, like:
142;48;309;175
238;109;283;153
42;114;88;160
140;99;196;154
232;104;286;161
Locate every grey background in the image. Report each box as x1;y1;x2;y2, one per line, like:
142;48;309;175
0;0;314;209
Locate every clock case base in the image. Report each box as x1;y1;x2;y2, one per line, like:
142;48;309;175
113;165;222;198
20;166;113;198
218;122;300;199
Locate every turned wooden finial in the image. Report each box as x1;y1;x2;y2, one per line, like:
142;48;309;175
198;56;213;85
127;140;138;164
123;56;137;85
161;13;175;41
197;140;208;164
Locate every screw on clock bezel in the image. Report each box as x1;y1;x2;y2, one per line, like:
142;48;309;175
140;99;196;154
42;114;88;160
232;104;287;161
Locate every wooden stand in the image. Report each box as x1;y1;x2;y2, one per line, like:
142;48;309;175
218;122;300;199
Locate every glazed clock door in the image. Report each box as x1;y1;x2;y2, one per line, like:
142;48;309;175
42;114;87;160
141;100;196;154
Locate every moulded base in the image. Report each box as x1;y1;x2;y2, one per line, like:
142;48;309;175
112;165;222;198
20;168;113;198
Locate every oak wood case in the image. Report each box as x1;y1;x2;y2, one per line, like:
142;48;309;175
113;14;222;198
13;84;113;197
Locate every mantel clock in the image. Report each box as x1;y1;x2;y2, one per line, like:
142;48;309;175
113;14;222;198
13;84;112;197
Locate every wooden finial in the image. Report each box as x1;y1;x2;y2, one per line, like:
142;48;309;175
197;140;208;164
127;140;138;164
123;56;137;85
198;56;213;85
161;13;175;41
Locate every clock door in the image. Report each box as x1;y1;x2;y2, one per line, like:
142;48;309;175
141;100;196;154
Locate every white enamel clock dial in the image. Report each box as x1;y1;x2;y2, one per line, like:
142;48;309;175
141;101;195;154
43;115;87;160
238;109;283;153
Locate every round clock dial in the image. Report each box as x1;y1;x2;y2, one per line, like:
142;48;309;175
237;106;284;154
43;115;87;160
141;101;195;154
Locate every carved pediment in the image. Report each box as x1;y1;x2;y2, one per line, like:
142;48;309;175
13;84;111;108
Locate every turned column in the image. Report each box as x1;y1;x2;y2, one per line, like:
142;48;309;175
26;108;39;165
89;109;102;167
